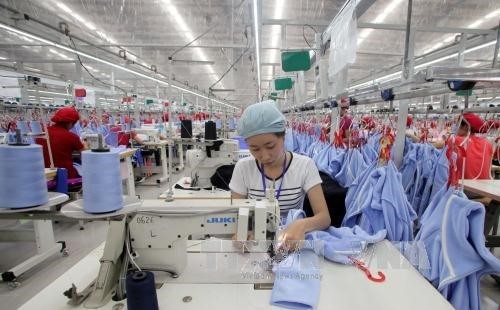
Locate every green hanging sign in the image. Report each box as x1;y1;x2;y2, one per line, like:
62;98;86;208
456;89;473;96
274;77;293;90
146;99;154;105
281;50;311;72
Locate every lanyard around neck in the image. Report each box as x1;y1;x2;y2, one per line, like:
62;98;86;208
261;152;287;200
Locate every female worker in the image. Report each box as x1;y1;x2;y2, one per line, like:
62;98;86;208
110;116;143;147
338;99;352;143
229;101;331;249
35;107;87;178
454;113;493;180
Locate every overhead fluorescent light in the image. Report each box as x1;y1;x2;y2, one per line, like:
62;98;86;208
27;89;68;96
85;23;96;31
372;0;404;23
56;3;72;14
161;0;220;85
467;19;484;29
0;22;235;108
253;0;261;99
485;9;500;19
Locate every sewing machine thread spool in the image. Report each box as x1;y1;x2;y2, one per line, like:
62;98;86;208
82;147;123;213
0;143;48;208
125;271;159;310
205;121;217;140
180;120;192;138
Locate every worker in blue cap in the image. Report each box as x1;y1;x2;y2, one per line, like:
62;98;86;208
229;100;331;251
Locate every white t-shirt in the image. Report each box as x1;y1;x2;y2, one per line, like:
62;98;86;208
229;152;322;216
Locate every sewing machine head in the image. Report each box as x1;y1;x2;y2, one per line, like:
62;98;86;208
127;198;280;278
185;139;240;187
135;128;160;142
76;198;281;308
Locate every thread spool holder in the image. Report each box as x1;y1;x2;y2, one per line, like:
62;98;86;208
91;134;109;152
9;129;29;146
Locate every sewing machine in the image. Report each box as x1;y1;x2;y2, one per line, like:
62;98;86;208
185;139;239;187
135;128;161;143
61;197;280;308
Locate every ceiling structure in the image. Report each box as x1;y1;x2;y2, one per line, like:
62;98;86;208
0;0;498;111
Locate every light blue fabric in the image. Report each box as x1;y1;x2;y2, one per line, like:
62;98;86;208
70;121;84;137
271;249;321;310
415;188;500;310
328;148;345;179
428;147;449;203
271;210;387;309
334;148;368;188
307;141;326;160
415;146;449;220
313;145;331;177
343;161;417;241
284;210;387;263
237;100;285;138
360;143;378;165
292;132;300;153
284;129;294;152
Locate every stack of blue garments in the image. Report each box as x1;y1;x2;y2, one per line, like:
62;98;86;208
414;188;500;310
334;148;368;188
312;145;345;179
271;210;386;309
343;160;417;241
399;143;449;221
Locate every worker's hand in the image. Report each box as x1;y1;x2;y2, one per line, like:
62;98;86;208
277;221;305;253
231;232;255;252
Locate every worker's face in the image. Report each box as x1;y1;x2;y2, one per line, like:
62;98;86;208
246;133;285;167
340;107;348;116
457;124;469;137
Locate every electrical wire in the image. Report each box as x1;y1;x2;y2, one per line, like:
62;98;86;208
168;0;247;60
68;35;128;95
125;225;142;272
303;24;318;57
209;45;251;90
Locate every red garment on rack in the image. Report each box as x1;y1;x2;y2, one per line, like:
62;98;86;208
455;135;494;180
110;126;138;146
35;124;84;178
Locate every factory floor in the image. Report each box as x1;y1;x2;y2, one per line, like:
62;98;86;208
0;180;499;309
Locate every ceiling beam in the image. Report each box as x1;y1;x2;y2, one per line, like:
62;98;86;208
358;23;497;35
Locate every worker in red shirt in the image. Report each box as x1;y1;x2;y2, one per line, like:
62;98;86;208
110;117;143;147
454;113;493;180
338;99;352;143
35;107;87;178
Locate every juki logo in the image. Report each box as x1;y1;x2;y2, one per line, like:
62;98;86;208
206;217;236;224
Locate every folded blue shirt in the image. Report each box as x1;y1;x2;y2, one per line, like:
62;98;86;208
271;210;386;309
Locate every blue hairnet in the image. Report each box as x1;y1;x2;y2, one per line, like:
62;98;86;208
237;100;286;138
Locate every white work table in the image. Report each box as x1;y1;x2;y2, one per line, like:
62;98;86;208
20;240;452;310
462;179;500;201
0;192;69;285
159;187;231;200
